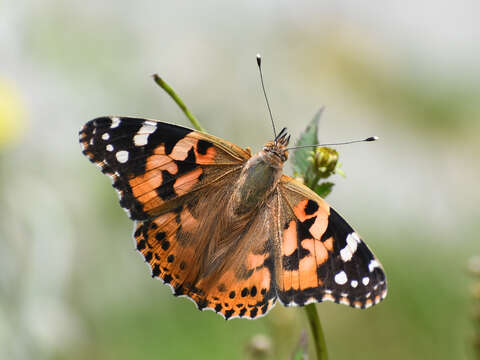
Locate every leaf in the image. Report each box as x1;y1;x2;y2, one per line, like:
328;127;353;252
314;182;334;198
292;108;324;176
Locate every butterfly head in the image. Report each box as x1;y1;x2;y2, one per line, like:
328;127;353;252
263;127;290;163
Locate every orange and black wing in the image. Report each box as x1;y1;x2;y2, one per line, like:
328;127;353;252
275;176;387;309
133;199;278;320
79;116;250;219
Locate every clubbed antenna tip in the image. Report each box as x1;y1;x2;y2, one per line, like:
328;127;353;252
256;53;277;138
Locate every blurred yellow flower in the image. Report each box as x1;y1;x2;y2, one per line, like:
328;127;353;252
0;80;26;148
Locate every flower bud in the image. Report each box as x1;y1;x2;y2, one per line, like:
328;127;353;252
312;147;339;179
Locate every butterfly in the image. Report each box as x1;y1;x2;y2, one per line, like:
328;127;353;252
79;116;387;319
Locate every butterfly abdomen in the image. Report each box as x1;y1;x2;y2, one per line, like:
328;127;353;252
229;151;283;216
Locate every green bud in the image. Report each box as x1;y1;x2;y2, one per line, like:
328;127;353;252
312;147;339;179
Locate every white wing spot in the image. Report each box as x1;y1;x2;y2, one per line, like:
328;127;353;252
362;277;370;285
351;232;361;243
106;144;114;152
116;150;129;163
340;232;359;262
111;117;121;128
102;133;110;140
133;133;149;146
139;123;157;134
351;280;358;288
334;271;348;285
134;123;157;146
368;259;380;272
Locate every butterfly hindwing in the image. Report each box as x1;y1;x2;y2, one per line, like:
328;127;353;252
276;176;387;309
133;179;278;320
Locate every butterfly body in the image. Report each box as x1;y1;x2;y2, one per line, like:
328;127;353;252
231;136;288;215
80;116;387;319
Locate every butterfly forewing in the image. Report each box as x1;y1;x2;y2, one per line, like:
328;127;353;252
277;176;387;308
79;117;249;219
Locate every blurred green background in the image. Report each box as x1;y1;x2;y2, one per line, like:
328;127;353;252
1;1;479;359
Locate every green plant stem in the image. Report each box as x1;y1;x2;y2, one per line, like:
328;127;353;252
308;173;322;190
304;304;328;360
152;74;205;132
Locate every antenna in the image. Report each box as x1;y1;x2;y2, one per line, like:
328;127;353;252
286;136;378;150
256;54;277;139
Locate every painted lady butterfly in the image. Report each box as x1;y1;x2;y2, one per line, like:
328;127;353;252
79;116;387;319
